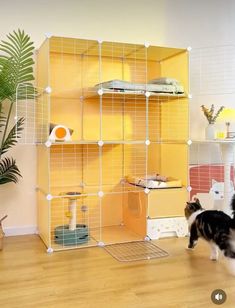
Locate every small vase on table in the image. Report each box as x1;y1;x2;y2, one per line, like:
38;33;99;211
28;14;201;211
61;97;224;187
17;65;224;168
205;123;215;140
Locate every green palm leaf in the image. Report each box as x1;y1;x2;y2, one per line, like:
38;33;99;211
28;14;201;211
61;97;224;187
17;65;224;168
0;157;22;184
0;29;35;102
0;111;6;134
0;117;24;156
0;30;35;186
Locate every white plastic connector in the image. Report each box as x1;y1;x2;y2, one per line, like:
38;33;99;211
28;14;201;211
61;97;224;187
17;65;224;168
46;194;53;201
45;32;52;39
187;140;192;146
187;186;192;192
47;247;54;253
98;140;104;147
97;39;103;44
45;86;52;94
81;205;88;212
188;93;192;99
98;89;103;96
187;46;192;52
97;241;105;247
98;191;104;198
79;182;85;188
144;236;151;241
144;188;150;194
145;140;150;146
144;42;150;48
145;91;151;98
45;140;52;148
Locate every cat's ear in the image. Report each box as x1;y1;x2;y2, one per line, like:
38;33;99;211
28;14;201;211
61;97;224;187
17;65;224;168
194;197;200;205
211;179;217;185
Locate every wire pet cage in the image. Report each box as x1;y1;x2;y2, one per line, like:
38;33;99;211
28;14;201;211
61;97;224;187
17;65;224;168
16;36;190;252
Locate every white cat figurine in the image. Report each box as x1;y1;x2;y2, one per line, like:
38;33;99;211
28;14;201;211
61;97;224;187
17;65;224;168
209;179;235;210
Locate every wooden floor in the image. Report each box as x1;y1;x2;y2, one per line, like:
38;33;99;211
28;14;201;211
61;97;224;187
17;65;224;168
0;235;235;308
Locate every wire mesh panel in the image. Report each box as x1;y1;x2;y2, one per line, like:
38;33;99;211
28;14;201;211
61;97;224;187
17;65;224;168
190;45;235;140
51;195;101;250
104;241;168;262
16;84;49;144
49;37;100;141
189;45;235;215
189;142;235;211
190;45;235;95
50;144;101;196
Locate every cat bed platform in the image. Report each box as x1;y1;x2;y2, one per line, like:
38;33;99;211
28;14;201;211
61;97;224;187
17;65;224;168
126;174;182;189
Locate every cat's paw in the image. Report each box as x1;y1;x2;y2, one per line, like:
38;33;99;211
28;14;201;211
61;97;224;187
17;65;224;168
185;246;194;251
210;254;218;261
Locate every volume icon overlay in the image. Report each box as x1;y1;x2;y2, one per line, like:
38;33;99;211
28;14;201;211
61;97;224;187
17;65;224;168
211;289;227;305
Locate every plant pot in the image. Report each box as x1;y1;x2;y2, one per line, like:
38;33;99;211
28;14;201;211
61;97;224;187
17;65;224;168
0;225;4;251
205;124;215;140
0;216;7;251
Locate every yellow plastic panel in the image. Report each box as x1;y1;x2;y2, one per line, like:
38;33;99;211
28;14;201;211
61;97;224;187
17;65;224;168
50;42;100;98
102;193;123;226
147;45;185;62
161;98;188;141
102;145;123;185
50;144;101;194
100;56;124;82
123;191;147;237
49;37;98;56
148;100;161;141
161;50;189;92
83;144;100;187
148;188;188;218
50;52;82;98
160;144;188;186
51;97;82;140
147;143;161;174
37;145;49;193
124;101;146;140
102;100;123;140
147;60;161;82
124;144;147;178
50;145;83;195
37;40;50;142
83;99;124;141
83;100;100;140
37;39;49;89
37;140;50;248
37;191;50;248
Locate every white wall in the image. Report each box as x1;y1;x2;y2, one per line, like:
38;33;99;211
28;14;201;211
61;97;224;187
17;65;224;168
1;0;235;234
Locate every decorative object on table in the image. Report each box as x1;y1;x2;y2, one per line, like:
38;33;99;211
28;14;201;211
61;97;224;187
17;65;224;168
201;104;225;140
225;122;235;139
0;30;35;185
54;192;89;246
0;215;8;250
49;123;73;142
216;108;235;139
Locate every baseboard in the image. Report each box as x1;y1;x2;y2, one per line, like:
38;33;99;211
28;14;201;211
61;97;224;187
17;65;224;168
4;225;38;236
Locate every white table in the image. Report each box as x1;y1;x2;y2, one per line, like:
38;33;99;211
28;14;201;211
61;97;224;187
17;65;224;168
191;139;235;215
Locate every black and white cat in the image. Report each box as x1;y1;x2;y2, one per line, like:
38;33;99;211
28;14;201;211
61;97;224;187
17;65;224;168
184;195;235;275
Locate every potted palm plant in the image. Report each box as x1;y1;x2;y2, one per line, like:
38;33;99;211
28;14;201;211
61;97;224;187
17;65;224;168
0;30;35;248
